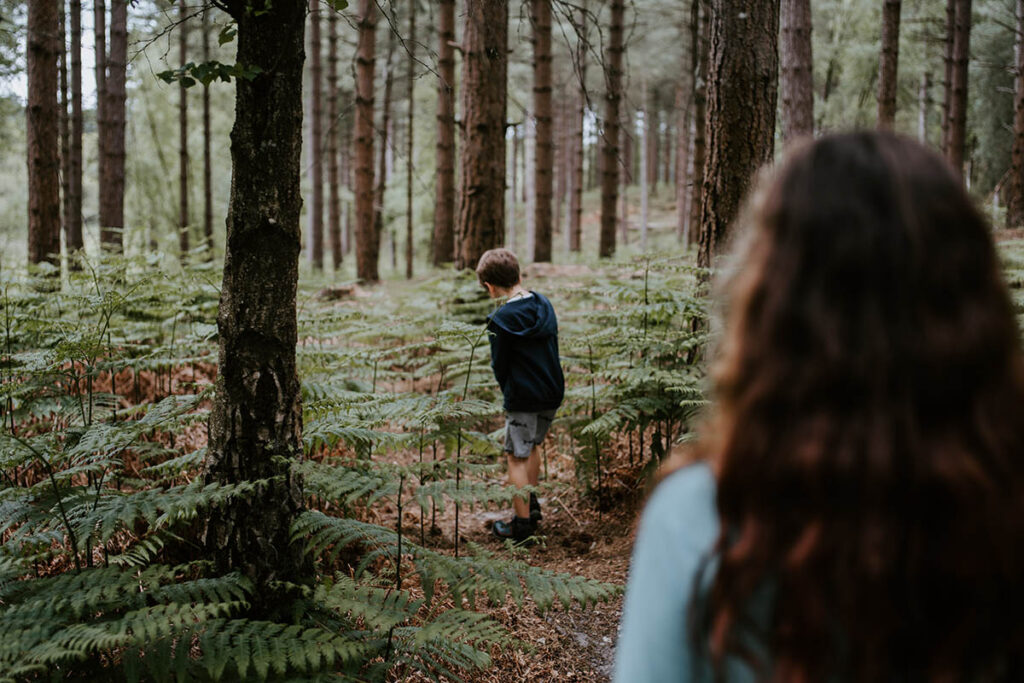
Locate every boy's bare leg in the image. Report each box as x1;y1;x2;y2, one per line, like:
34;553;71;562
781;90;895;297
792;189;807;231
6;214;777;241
507;454;531;518
526;445;541;486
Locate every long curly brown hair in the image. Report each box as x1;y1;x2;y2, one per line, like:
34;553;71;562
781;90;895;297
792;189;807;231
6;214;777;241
698;132;1024;682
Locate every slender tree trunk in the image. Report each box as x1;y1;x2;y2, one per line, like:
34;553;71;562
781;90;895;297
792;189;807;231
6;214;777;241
662;116;673;185
94;0;107;246
27;0;61;269
308;0;324;270
568;5;586;253
178;4;190;260
354;0;378;282
60;2;70;251
918;71;931;143
524;113;536;259
641;88;650;250
342;105;352;257
941;0;955;156
509;124;519;251
688;0;709;246
405;0;416;279
433;0;456;265
531;0;553;262
202;6;213;252
455;0;508;269
676;20;692;244
99;0;125;252
555;96;569;243
647;89;659;196
780;0;813;141
374;22;396;273
68;0;83;254
1008;0;1024;227
876;0;901;130
598;0;624;258
621;112;630;246
945;0;971;178
327;7;342;271
697;0;780;269
204;0;310;605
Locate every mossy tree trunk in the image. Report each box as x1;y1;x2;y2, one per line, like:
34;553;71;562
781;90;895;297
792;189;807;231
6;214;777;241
204;0;310;605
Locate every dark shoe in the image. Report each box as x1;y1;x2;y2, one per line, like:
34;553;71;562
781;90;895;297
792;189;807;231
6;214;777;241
529;493;542;523
492;515;536;545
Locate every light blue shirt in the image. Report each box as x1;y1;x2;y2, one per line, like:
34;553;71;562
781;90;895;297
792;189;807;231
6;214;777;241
614;463;756;683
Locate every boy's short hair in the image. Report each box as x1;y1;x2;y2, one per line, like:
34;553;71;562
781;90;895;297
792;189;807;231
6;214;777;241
476;248;521;288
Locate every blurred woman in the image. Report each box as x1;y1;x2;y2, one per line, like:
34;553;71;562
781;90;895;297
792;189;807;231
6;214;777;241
614;132;1024;682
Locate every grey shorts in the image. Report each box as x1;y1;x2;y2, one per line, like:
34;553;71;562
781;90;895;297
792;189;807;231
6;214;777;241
504;410;556;459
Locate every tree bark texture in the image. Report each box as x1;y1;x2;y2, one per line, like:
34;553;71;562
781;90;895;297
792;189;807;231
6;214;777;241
455;0;507;270
202;6;213;252
1008;0;1024;227
327;7;342;270
945;0;971;177
433;0;456;265
569;2;586;253
531;0;553;262
204;0;310;599
308;0;324;270
179;4;190;259
876;0;901;130
780;0;813;141
27;0;61;268
598;0;624;259
68;0;83;252
60;2;70;251
101;0;126;252
697;0;780;270
354;0;378;281
676;22;693;244
94;0;107;245
405;0;416;279
688;0;709;246
374;22;396;274
941;0;955;156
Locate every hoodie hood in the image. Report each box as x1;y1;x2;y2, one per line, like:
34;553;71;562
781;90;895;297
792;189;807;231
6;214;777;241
488;291;558;339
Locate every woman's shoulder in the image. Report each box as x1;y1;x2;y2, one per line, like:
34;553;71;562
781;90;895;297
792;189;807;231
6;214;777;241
639;461;719;555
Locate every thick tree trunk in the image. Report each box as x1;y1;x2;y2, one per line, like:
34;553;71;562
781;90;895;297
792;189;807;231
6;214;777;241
327;7;342;270
688;0;709;246
178;4;190;260
432;0;456;265
68;0;83;253
354;0;378;282
532;0;553;262
598;0;624;259
941;0;955;156
202;6;213;252
374;24;396;273
697;0;780;269
455;0;507;270
569;2;586;253
102;0;126;252
405;0;416;279
945;0;971;178
27;0;61;269
876;0;901;130
780;0;813;141
204;0;310;602
308;0;324;270
1008;0;1024;228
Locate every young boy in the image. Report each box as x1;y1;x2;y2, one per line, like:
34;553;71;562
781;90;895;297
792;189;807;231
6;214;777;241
476;248;565;544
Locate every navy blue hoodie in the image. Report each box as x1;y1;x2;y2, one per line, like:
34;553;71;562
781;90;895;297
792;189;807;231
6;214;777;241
487;291;565;412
